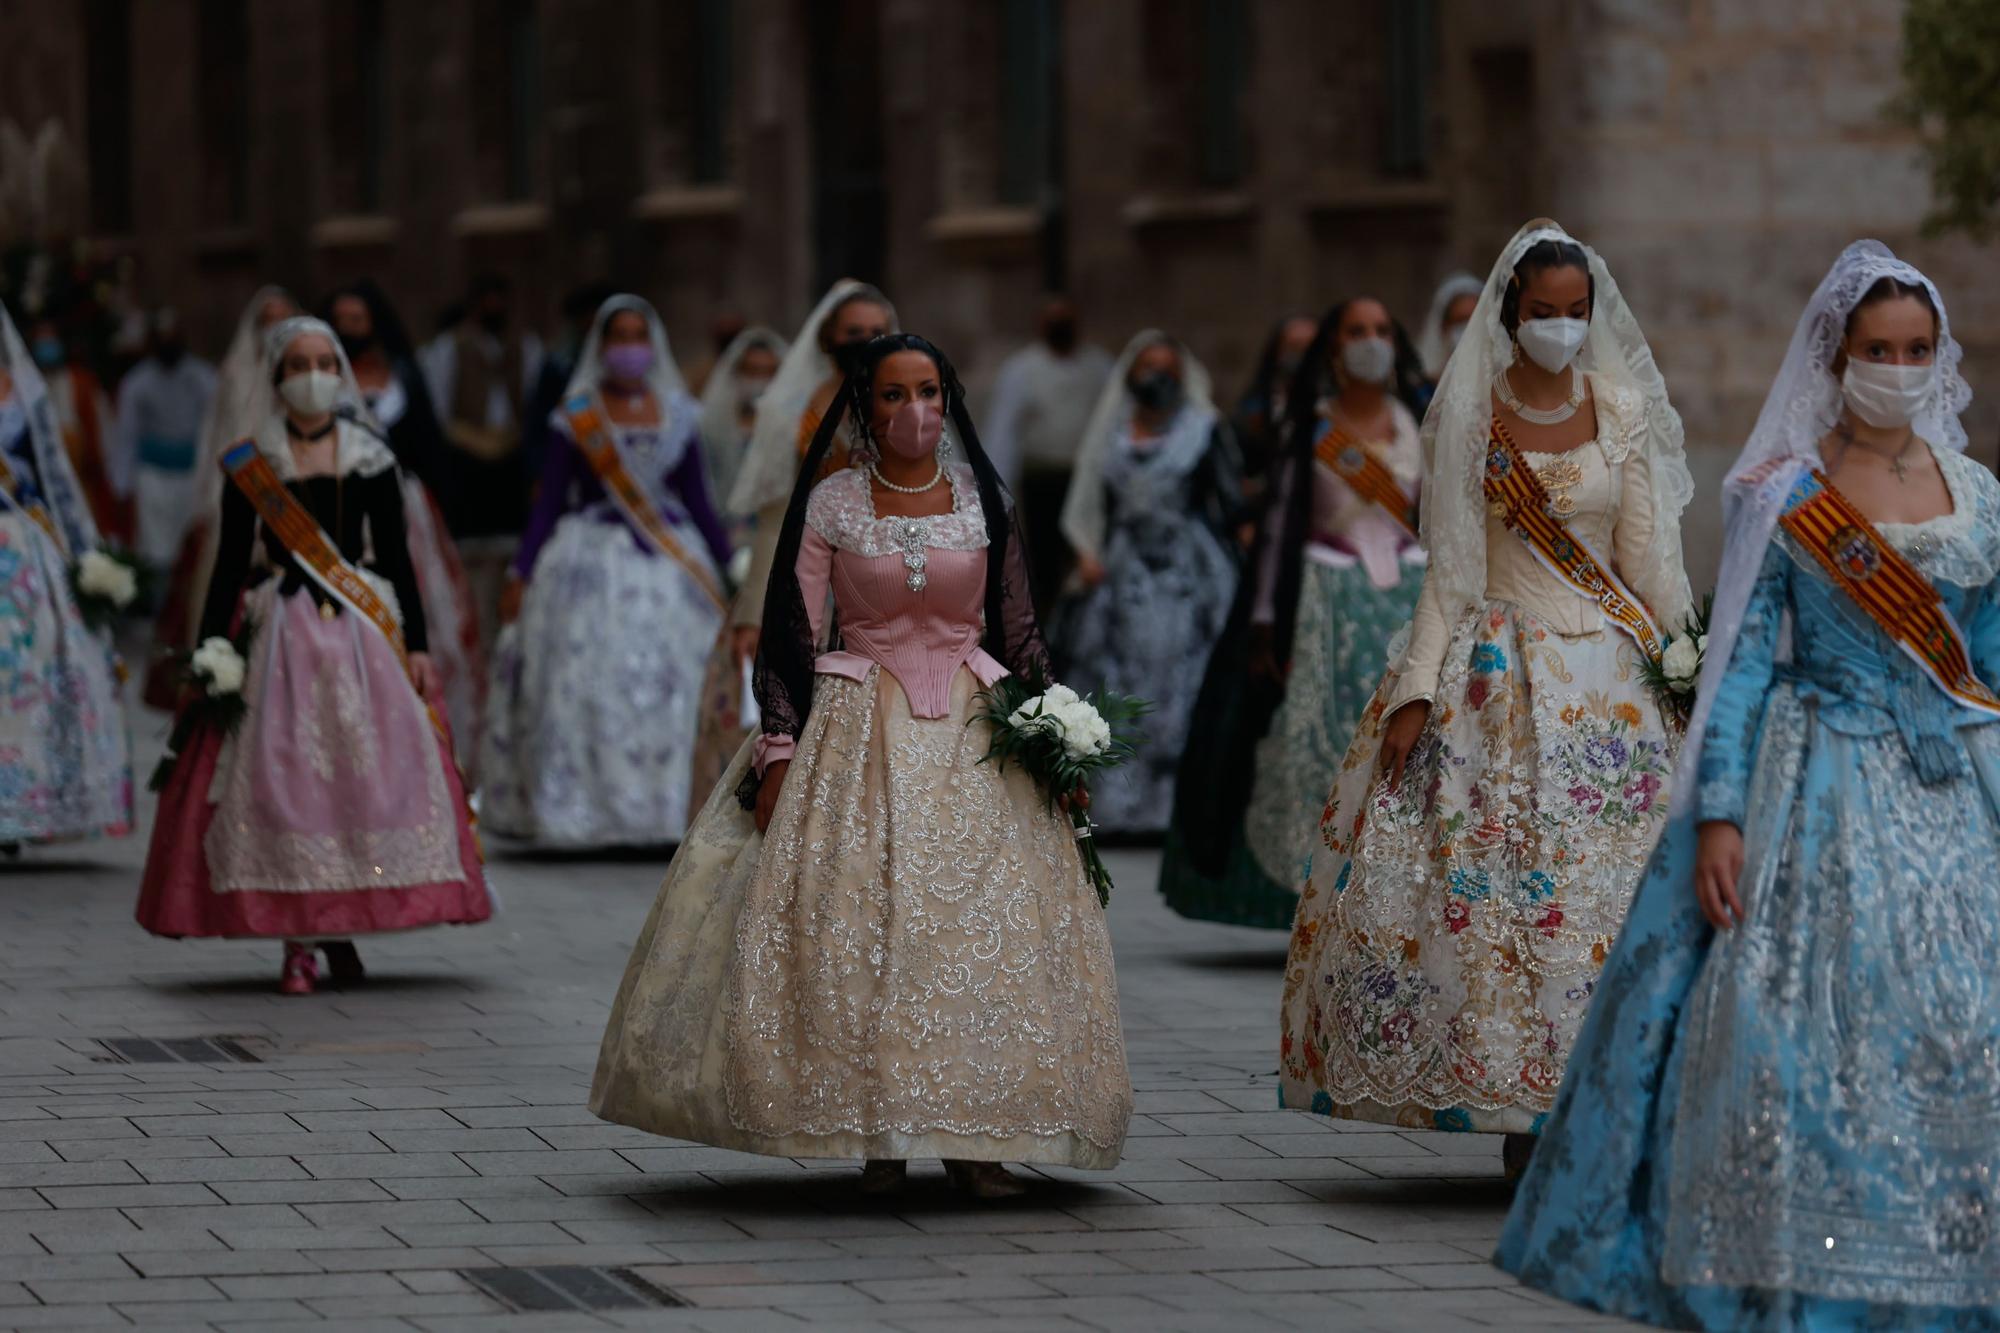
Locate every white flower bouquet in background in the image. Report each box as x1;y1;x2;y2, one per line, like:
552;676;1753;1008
70;548;145;627
149;621;256;791
974;677;1149;906
1638;594;1712;730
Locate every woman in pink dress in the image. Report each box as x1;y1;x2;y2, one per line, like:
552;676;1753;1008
591;334;1131;1199
136;317;491;994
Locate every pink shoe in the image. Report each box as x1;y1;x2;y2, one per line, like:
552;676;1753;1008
280;941;318;996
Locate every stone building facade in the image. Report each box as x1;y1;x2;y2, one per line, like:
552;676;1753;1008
1;0;1992;578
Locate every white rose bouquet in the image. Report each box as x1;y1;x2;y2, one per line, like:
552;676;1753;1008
70;548;145;627
1638;594;1712;730
974;675;1150;906
149;620;257;791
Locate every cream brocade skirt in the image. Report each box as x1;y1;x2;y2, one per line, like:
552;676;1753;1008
589;664;1132;1167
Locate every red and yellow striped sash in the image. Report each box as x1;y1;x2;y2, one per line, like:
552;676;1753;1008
1778;468;2000;717
564;399;727;612
1483;421;1663;659
1315;423;1418;540
0;450;67;554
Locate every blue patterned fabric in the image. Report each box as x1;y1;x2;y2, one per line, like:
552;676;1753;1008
1497;451;2000;1328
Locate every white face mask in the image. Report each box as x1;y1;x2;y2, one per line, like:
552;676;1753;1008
1515;317;1589;373
280;370;342;416
1441;323;1466;356
1341;336;1395;386
1841;360;1935;430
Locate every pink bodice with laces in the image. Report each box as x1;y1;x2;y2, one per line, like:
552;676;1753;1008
755;465;1004;769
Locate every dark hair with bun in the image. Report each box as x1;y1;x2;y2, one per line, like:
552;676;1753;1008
1499;239;1594;334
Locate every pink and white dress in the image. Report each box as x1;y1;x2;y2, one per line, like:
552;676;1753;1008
591;464;1131;1167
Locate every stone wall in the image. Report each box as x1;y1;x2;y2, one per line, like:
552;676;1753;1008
1551;0;1999;586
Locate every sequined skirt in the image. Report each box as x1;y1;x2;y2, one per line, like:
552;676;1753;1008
1279;599;1677;1133
590;665;1133;1166
479;515;721;847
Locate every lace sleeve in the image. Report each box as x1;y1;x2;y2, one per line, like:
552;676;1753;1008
998;505;1052;684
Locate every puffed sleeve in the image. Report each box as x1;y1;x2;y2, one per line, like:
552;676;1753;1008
1381;567;1451;714
1693;543;1789;827
366;470;429;653
198;477;256;642
750;523;834;776
1613;441;1694;634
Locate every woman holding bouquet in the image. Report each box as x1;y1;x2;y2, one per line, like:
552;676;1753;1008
1161;297;1428;927
135;316;490;993
1501;244;2000;1326
1277;221;1694;1174
592;334;1131;1199
0;299;131;848
1047;331;1242;835
480;295;732;848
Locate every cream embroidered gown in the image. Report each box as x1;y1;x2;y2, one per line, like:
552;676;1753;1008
590;464;1131;1166
1280;376;1691;1134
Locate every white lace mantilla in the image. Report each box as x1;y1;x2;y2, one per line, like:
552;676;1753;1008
804;463;989;558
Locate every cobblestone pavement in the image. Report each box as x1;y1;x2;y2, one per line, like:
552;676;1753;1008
0;729;1634;1331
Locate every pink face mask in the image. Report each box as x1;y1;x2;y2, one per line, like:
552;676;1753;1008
878;399;944;461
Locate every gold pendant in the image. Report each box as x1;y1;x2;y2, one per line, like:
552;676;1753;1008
319;601;336;621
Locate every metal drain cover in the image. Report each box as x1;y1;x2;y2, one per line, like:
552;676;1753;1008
458;1266;683;1312
95;1037;261;1064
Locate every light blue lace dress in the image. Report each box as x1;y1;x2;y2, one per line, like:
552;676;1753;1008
1497;445;2000;1330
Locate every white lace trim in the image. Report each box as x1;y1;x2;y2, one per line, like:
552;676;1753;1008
1877;445;2000;588
804;463;989;557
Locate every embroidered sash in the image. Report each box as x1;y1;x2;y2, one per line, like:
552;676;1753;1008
221;440;480;844
1778;468;2000;718
1484;420;1663;659
564;397;726;611
1315;422;1418;539
0;450;65;555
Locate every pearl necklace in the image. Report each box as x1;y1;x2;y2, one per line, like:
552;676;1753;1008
1495;365;1585;426
868;456;944;494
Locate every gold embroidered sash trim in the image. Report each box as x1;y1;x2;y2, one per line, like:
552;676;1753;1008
1314;422;1418;540
564;398;726;611
1779;467;2000;718
1483;420;1663;659
221;440;482;846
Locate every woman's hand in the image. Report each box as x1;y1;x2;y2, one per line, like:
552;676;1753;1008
1694;820;1747;930
498;575;524;625
1075;553;1107;588
732;625;761;666
407;652;439;703
754;760;789;834
1377;701;1431;792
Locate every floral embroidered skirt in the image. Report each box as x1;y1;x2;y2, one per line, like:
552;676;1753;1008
591;665;1132;1167
1161;553;1421;928
136;580;489;939
0;511;130;843
479;515;721;847
401;474;485;781
1279;598;1676;1134
1050;515;1238;834
1500;692;2000;1326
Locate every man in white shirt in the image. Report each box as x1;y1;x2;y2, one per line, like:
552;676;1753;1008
116;310;217;568
981;297;1112;608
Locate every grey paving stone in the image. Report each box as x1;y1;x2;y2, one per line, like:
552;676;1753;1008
136;1155;311;1184
300;1151;474;1179
209;1176;394;1204
124;1250;322;1277
37;1182;221;1208
27;1275;223;1304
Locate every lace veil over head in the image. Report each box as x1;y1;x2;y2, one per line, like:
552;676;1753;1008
253;315;396;481
0;297;98;558
1059;329;1216;562
558;293;689;412
725;279;897;518
1668;239;1970;817
1416;271;1484;380
697;324;787;497
1419;218;1692;613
